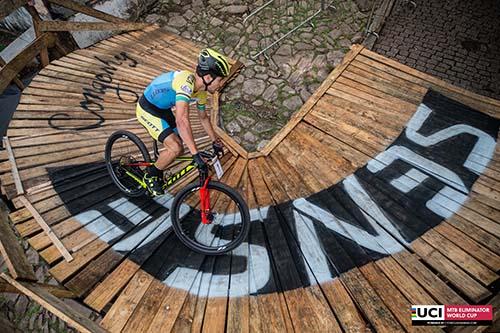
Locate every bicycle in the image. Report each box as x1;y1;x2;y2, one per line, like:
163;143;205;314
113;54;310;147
104;130;250;255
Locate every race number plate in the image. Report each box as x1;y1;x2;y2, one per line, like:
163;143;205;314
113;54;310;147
212;157;224;179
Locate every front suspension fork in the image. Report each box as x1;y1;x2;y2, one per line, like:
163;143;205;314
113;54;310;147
199;176;212;224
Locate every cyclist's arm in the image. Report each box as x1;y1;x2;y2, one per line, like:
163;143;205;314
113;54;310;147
198;110;217;142
195;91;217;142
175;101;198;154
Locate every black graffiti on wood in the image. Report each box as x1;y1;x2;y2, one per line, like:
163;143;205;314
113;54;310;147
48;52;140;131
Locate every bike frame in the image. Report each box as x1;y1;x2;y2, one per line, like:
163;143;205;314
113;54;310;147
123;156;197;190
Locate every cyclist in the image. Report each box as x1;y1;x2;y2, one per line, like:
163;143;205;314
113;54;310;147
136;48;230;196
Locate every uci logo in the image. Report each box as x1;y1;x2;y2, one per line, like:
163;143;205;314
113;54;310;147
412;305;444;321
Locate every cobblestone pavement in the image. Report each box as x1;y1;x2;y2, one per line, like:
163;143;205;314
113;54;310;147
133;0;369;151
373;0;500;101
0;200;101;333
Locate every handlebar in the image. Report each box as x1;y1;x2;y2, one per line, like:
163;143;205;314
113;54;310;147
199;150;216;160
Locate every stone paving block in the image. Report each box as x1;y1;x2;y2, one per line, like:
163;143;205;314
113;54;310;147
373;0;500;100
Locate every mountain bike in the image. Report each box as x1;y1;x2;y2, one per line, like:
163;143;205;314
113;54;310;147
104;130;250;255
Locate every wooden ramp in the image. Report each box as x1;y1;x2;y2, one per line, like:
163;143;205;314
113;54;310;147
0;26;499;332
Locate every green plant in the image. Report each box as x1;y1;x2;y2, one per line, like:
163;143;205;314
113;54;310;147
25;303;42;319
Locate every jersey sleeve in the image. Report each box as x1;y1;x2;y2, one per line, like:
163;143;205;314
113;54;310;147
172;71;195;104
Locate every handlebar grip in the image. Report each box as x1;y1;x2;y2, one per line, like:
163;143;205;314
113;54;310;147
199;151;215;159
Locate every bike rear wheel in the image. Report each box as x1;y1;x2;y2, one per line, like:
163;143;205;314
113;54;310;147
171;181;250;255
105;130;151;197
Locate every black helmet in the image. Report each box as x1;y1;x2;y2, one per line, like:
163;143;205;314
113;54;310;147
196;48;231;78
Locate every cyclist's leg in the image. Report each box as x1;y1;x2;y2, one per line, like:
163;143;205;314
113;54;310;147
136;103;183;169
156;131;183;170
136;104;174;194
136;103;163;141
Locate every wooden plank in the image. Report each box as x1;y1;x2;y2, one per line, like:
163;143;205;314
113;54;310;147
269;139;448;331
214;126;247;158
83;259;140;311
0;33;55;94
16;185;121;239
0;55;24;90
392;251;466;305
226;176;250;333
317;279;369;333
445;214;500;255
2;137;24;195
462;196;500;229
48;190;179;283
260;44;365;156
358;50;500;115
99;270;154;331
146;252;210;333
420;230;498;286
316;91;409;133
342;65;423;105
471;182;500;211
186;259;216;333
349;60;428;98
232;169;292;332
47;0;127;23
303;112;381;157
210;91;220;127
265;150;410;329
454;203;500;239
0;202;36;281
99;225;183;331
411;238;491;302
247;162;300;333
241;170;295;333
185;160;247;333
92;35;192;75
121;280;169;333
355;163;500;287
362;0;396;48
374;257;435;305
434;222;500;271
39;20;151;32
295;122;370;168
0;277;76;298
10;173;113;225
340;268;403;332
359;262;441;333
248;151;265;159
250;159;344;332
169;270;203;332
329;81;416;116
0;273;107;333
258;157;371;332
121;176;231;331
19;196;73;262
291;125;358;179
63;248;123;297
361;48;500;109
24;4;49;67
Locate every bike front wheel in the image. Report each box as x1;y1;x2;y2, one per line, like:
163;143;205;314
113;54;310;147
171;181;250;255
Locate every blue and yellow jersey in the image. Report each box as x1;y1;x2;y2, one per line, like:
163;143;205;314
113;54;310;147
143;70;207;111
